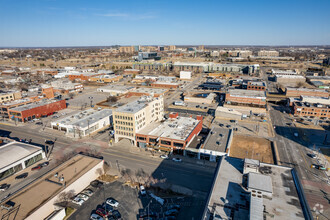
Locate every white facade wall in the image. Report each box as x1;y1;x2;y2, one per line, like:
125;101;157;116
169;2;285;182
180;71;192;80
26;159;103;220
0;149;46;175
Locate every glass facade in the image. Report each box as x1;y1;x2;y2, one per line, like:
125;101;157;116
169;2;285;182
24;153;43;167
0;163;23;180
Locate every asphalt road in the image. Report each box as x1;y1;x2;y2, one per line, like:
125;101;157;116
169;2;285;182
0;123;215;199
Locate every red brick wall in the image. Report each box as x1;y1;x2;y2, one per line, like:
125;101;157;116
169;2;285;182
226;93;266;106
286;89;329;98
9;100;66;122
293;104;330;118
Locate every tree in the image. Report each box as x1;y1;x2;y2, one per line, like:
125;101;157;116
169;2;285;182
107;96;118;103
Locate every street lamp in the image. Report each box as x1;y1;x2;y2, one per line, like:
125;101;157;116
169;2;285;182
89;96;93;107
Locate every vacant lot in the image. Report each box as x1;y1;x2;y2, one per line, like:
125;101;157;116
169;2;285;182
229;134;274;164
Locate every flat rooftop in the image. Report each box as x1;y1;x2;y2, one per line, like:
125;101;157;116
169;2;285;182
248;81;266;86
52;109;112;129
0;97;39;106
97;85;135;92
272;69;297;75
204;156;305;220
137;116;200;141
10;99;61;112
202;126;231;153
286;87;328;92
300;96;330;105
0;141;43;170
0;154;103;220
276;75;305;78
228;89;266;99
133;87;168;95
91;74;120;79
115;96;158;114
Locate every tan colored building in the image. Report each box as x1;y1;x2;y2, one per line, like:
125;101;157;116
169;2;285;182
286;88;329;98
257;50;279;57
89;74;123;83
119;46;134;53
0;91;21;103
113;96;164;145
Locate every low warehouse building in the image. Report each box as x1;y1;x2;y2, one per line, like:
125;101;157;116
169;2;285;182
135;113;203;151
215;106;243;120
97;85;135;96
225;89;266;108
8;99;66;122
51;109;112;137
286;87;329;98
0;140;46;181
0;154;103;220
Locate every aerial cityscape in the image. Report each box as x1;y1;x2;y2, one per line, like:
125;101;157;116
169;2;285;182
0;0;329;220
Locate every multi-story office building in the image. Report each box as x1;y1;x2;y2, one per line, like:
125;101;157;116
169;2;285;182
137;52;160;61
112;96;164;145
0;91;21;103
257;50;279;57
132;62;171;72
292;96;330;119
119;46;135;53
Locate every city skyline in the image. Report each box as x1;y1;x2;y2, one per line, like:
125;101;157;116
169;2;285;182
0;0;330;47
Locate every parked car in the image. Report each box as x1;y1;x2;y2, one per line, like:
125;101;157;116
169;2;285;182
15;173;28;179
112;210;121;219
31;165;42;171
96;208;109;218
40;161;49;167
307;153;317;159
90;180;103;188
0;184;10;191
106;198;119;207
45;140;54;145
160;155;169;159
311;164;327;170
1;201;15;210
102;203;114;213
167;204;181;211
172;158;182;162
165;209;179;216
72;197;85;206
82;189;94;196
77;193;89;201
36;122;43;125
90;214;103;220
140;185;146;196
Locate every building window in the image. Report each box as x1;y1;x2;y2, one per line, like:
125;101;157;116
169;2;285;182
137;136;146;141
173;142;184;148
161;140;171;146
24;153;43;168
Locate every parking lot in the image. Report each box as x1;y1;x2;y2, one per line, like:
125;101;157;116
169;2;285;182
68;180;207;220
69;181;141;220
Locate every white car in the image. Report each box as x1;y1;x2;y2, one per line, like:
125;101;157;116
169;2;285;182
106;198;119;207
160;155;169;159
90;214;103;220
140;185;146;196
72;197;85;206
77;193;89;201
172;158;182;162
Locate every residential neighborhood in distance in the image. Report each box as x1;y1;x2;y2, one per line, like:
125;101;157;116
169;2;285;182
0;0;329;220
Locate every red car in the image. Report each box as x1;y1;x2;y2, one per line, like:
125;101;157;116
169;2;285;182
96;208;108;218
31;165;42;171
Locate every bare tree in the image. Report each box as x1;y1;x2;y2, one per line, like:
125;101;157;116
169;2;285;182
107;96;118;103
96;168;103;176
103;162;111;175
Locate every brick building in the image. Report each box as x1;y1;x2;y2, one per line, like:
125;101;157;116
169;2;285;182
67;73;104;81
8;99;66;122
286;88;329;98
292;96;330;119
136;113;203;151
225;89;266;108
247;81;266;91
150;82;179;89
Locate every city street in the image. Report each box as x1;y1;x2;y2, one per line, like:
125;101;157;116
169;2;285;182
269;104;330;218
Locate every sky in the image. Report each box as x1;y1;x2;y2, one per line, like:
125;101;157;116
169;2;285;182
0;0;330;47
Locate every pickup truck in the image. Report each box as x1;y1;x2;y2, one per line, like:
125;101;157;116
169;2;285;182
1;201;15;210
